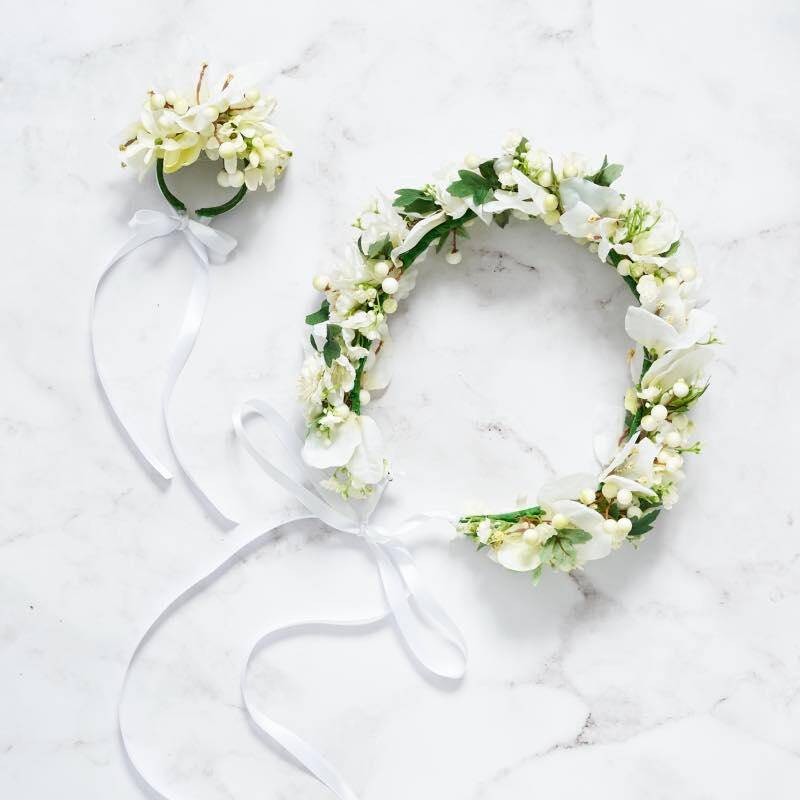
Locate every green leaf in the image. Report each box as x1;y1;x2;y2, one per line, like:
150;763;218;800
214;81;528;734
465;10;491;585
447;169;494;205
588;154;624;187
399;210;477;268
493;209;511;229
309;334;318;352
478;159;501;186
659;239;681;258
393;188;439;215
628;507;661;537
365;235;392;260
323;324;341;367
560;528;592;545
305;299;330;326
530;564;543;585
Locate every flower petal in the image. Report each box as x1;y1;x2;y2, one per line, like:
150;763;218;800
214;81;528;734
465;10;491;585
497;534;541;572
301;415;361;470
539;473;598;506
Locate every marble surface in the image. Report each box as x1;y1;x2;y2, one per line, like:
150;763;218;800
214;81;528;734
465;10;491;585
2;1;800;797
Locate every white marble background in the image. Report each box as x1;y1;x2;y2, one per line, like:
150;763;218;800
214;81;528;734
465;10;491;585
2;0;799;797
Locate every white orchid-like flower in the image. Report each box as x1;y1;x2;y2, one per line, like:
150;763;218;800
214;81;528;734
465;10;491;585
357;195;409;254
484;168;553;218
599;201;681;264
302;413;386;488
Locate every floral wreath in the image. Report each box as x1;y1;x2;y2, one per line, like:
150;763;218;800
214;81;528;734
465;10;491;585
298;132;718;583
118;63;291;217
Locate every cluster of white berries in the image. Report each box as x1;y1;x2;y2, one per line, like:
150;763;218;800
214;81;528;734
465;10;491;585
119;65;291;196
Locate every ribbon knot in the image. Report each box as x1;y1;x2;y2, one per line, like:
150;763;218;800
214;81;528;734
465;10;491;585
91;205;240;524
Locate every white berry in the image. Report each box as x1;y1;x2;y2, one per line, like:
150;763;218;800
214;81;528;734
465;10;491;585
359;389;371;406
373;260;390;279
665;430;682;448
616;488;633;508
602;482;619;500
579;488;596;505
651;404;668;422
617;517;633;535
381;277;399;294
673;379;689;398
445;250;463;265
602;518;619;535
552;513;569;530
640;415;657;432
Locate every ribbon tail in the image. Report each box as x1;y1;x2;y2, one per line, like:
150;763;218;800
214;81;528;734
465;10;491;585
160;234;238;526
90;227;175;480
369;540;467;681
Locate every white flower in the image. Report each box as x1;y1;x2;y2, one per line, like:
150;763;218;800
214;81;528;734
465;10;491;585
496;531;542;572
601;201;681;263
599;436;661;497
484;169;552;218
641;344;714;393
537;474;614;564
358;195;409;253
302;414;386;486
625;305;716;354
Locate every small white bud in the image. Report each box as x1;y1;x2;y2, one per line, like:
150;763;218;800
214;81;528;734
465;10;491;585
543;211;560;226
312;274;329;292
616;488;633;508
383;297;398;314
640;415;657;432
216;170;230;188
602;482;619;500
334;404;350;418
665;430;682;448
244;88;261;102
579;488;596;505
543;193;558;212
617;517;633;535
672;379;689;398
562;162;577;179
552;513;569;530
627;506;643;519
381;277;399;294
219;140;238;159
663;276;679;289
666;454;683;472
173;97;189;115
445;250;463;265
602;518;619;535
642;386;661;402
359;389;371;406
537;171;553;188
150;92;166;109
373;260;390;279
651;404;668;422
617;259;632;277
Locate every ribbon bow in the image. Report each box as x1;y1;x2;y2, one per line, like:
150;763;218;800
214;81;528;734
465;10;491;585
118;397;467;800
90;207;238;523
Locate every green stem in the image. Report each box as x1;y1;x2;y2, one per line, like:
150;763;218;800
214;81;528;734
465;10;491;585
156;158;186;213
155;158;248;218
460;506;544;524
196;185;247;218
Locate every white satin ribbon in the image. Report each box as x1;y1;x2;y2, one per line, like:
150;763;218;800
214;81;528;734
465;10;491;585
118;399;467;799
90;208;238;524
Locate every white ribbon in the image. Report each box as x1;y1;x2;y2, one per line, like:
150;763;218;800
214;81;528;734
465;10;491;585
118;399;467;800
90;208;238;524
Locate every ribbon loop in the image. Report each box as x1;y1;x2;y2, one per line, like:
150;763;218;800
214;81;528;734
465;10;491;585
91;207;238;524
233;397;467;680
